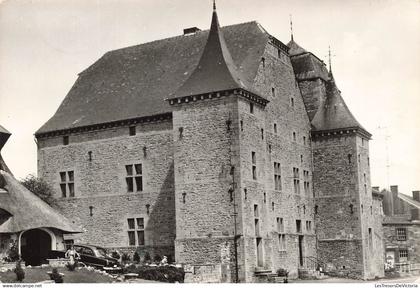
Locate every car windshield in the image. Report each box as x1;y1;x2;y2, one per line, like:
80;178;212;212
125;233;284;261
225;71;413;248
96;247;107;257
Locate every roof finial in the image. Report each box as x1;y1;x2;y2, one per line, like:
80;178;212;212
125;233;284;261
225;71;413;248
213;0;216;11
289;14;294;41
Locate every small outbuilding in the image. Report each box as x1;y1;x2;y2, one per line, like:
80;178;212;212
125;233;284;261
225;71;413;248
0;125;81;266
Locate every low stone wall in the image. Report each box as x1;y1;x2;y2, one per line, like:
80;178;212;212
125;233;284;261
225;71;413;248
48;258;70;268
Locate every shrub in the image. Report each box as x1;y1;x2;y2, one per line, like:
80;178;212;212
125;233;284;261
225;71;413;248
276;268;289;277
121;253;131;263
153;254;162;263
50;268;64;283
66;261;77;271
123;265;185;283
143;252;151;263
111;251;120;260
133;252;140;263
13;260;25;282
5;242;19;262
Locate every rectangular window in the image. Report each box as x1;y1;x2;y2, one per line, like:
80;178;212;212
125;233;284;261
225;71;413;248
63;136;69;145
250;103;254;114
278;234;286;251
368;228;372;247
127;217;145;246
396;228;407;241
303;136;306;145
303;170;310;195
59;171;75;198
277;217;284;233
274;123;277;134
399;249;408;261
274;162;282;191
272;87;276;98
129;126;136;136
293;132;296;142
254;205;260;237
126;164;143;192
296;220;302;233
252;152;257;180
293;167;300;194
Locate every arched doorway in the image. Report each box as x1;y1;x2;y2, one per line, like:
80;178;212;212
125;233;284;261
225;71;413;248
20;229;52;266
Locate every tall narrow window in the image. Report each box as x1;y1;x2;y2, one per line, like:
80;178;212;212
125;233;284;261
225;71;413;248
303;136;306;145
303;170;310;195
59;171;75;198
293;167;300;194
126;164;143;192
254;205;260;236
129;126;136;136
276;217;284;233
250;103;254;114
368;228;372;248
274;123;277;134
293;132;296;142
261;129;264;140
296;220;302;233
274;162;282;191
63;136;69;146
252;152;257;180
271;87;276;98
291;97;295;107
261;57;265;68
127;217;145;246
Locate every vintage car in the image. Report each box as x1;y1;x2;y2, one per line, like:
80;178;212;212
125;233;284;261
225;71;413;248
49;244;120;269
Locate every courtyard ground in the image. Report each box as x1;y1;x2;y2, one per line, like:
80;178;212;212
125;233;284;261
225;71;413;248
0;266;157;283
293;275;420;283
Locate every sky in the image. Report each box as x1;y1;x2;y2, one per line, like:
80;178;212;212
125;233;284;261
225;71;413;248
0;0;419;195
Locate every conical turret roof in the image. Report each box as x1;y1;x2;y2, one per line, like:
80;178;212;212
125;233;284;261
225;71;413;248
287;39;307;56
311;73;371;137
0;125;11;152
171;5;256;98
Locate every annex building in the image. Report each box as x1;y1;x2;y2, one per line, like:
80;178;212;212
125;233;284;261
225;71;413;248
35;4;384;282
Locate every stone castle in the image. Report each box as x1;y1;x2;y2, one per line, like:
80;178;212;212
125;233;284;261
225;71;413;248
35;4;384;282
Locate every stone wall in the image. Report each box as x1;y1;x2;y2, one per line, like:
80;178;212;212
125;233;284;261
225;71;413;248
37;120;176;259
383;223;420;265
172;96;239;282
237;42;315;282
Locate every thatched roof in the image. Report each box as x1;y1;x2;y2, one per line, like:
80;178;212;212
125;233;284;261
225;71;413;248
0;170;81;234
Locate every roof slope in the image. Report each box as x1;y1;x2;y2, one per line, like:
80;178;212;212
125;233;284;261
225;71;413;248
398;193;420;210
171;6;256;98
0;125;11;151
311;74;369;134
287;39;307;56
36;21;269;135
0;170;81;233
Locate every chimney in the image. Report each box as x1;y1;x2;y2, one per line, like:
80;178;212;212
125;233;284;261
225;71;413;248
372;186;379;192
413;191;420;202
390;185;398;215
183;27;201;35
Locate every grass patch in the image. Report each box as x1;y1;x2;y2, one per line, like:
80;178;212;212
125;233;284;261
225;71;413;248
0;266;114;283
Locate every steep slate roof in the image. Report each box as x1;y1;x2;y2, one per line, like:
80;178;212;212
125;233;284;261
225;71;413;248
170;6;257;99
287;39;307;56
311;73;370;136
0;125;11;151
0;170;81;233
36;21;269;135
